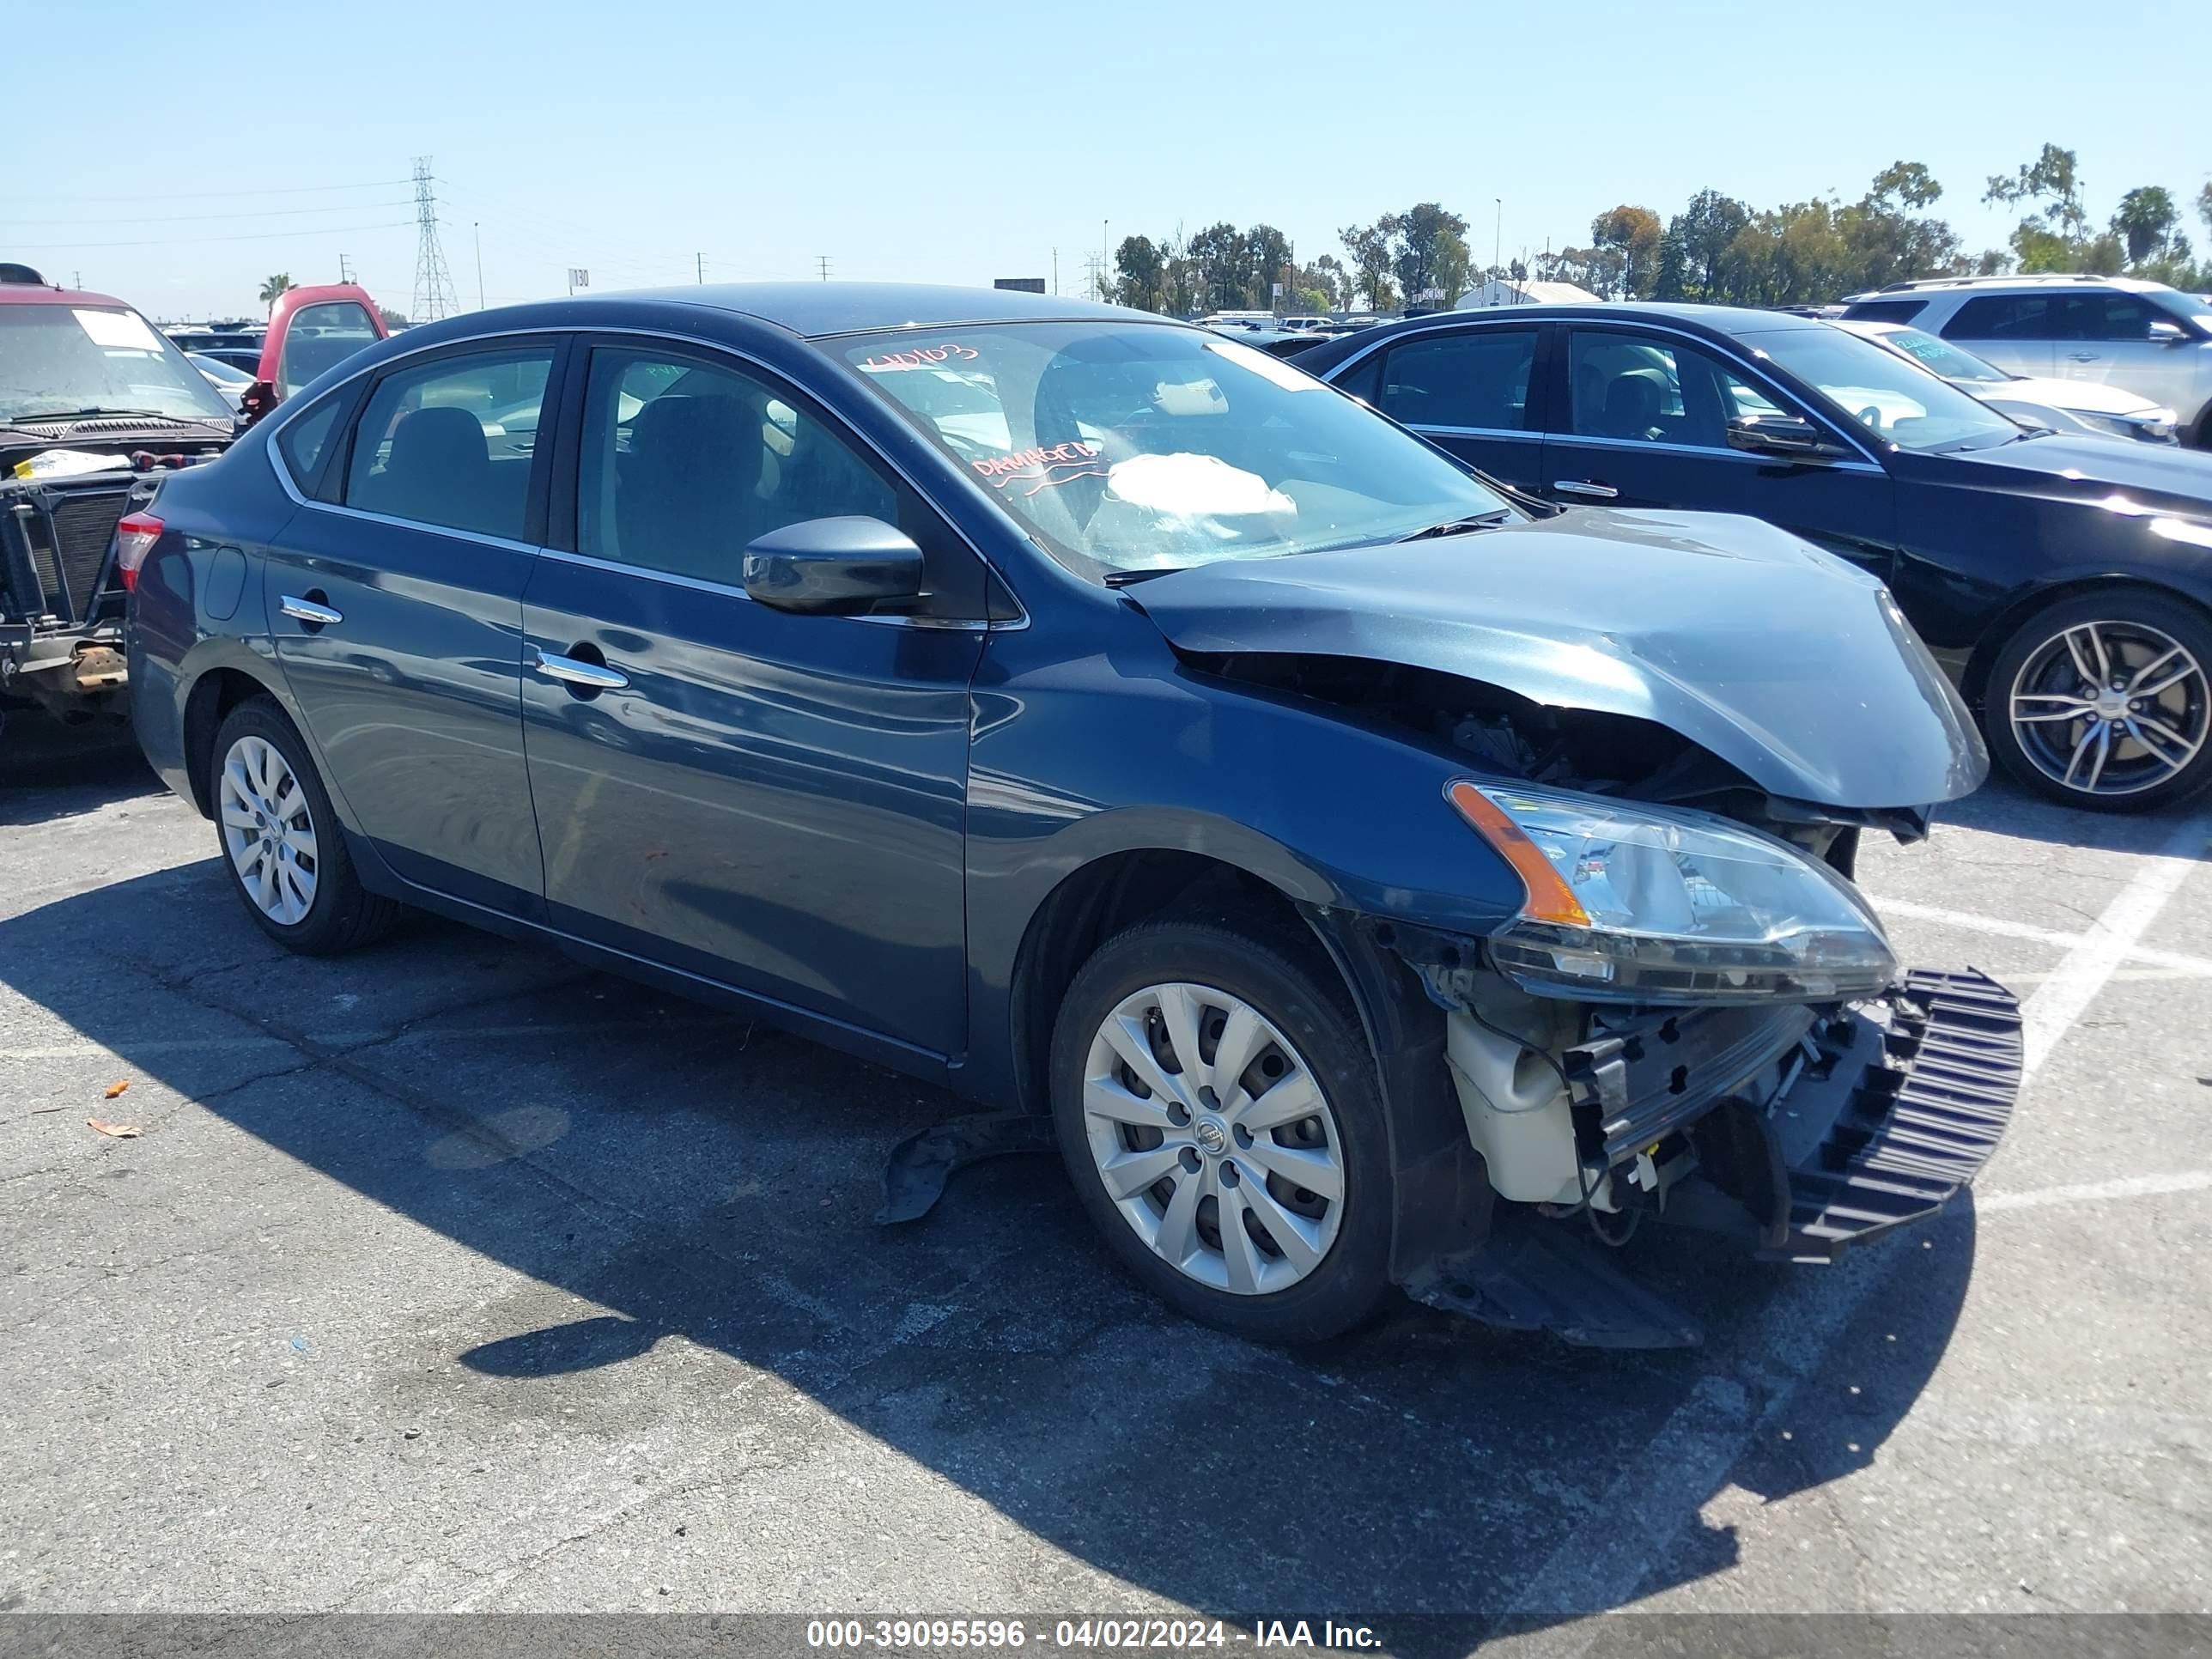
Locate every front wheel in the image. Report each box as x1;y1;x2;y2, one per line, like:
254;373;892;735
1984;593;2212;811
1049;919;1395;1342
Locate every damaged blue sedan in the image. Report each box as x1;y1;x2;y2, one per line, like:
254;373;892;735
125;284;2021;1346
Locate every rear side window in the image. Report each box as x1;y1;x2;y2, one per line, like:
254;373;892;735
342;347;554;541
1839;299;1928;325
1942;295;2056;341
275;394;345;491
1379;330;1539;430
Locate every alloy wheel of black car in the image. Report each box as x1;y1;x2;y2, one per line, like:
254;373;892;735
1050;919;1394;1343
1988;595;2212;811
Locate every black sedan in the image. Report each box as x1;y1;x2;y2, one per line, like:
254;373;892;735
124;283;2017;1346
1296;304;2212;811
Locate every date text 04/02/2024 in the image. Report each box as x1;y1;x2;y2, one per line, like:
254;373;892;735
803;1618;1384;1650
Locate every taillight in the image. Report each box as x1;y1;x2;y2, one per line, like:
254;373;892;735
113;513;163;592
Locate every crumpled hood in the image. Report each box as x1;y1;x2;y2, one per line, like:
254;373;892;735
1131;507;1988;810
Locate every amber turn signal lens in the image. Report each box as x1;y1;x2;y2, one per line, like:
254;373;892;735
1445;780;1590;927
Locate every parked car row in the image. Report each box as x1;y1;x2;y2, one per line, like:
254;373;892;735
1292;300;2212;811
124;283;2023;1347
1838;274;2212;450
1;265;390;728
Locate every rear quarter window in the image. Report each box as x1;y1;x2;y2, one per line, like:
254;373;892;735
275;394;347;492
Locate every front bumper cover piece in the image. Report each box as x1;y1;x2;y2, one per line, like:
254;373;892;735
1414;967;2021;1347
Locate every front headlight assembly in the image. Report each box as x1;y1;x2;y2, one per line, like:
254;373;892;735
1447;781;1898;1004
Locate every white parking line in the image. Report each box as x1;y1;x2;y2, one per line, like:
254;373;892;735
1497;810;2209;1646
1865;895;2212;977
1978;1170;2212;1213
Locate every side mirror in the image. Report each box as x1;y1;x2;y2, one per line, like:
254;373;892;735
2147;320;2189;345
1726;413;1844;459
742;516;924;614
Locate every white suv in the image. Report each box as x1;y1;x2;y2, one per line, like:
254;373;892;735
1840;275;2212;448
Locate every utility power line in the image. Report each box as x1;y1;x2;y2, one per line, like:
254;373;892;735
0;178;413;206
12;220;416;251
4;199;412;228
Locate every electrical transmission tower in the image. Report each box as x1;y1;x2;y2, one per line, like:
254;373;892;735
410;157;458;322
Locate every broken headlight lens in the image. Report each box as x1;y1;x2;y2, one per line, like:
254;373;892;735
1449;781;1897;1004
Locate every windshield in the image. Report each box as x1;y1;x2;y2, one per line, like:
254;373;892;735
841;321;1511;574
2155;290;2212;335
1744;325;2021;453
0;303;236;424
1867;325;2010;385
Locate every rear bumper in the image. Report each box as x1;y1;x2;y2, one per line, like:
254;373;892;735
1658;967;2021;1261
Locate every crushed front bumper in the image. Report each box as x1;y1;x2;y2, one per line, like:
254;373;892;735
1651;968;2021;1261
1413;969;2021;1347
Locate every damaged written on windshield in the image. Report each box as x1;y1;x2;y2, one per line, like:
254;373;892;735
840;322;1514;577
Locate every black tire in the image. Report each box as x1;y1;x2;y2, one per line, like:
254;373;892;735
1982;591;2212;812
207;697;400;953
1048;918;1394;1343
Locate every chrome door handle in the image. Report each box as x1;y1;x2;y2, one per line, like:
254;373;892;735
533;648;629;690
1553;480;1618;500
2066;351;2099;362
278;595;343;626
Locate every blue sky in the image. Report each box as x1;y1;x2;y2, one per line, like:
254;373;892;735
9;0;2206;320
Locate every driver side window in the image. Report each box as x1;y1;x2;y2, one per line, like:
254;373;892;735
1566;332;1739;451
574;346;985;618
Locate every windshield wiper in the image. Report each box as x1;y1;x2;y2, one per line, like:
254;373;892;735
1397;509;1514;541
3;406;223;426
1103;567;1182;586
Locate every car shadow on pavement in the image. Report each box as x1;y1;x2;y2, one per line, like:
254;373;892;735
1;861;1978;1645
0;712;159;826
1936;775;2208;858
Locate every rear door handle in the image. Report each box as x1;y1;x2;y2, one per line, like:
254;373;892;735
1553;480;1618;500
278;594;342;626
2066;351;2100;362
533;648;629;691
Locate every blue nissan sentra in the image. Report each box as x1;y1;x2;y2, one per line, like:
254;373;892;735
122;283;2019;1346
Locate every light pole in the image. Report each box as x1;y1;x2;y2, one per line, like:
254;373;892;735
1493;198;1503;296
473;222;484;310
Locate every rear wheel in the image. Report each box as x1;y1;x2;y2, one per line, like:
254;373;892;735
1984;592;2212;811
1049;919;1394;1342
210;698;399;952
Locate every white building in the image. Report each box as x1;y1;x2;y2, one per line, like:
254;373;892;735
1455;278;1600;309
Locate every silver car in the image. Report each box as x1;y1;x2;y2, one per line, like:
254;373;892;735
1840;276;2212;449
1832;319;2179;443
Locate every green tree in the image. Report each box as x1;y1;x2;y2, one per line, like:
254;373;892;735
1244;224;1292;309
377;307;408;330
1311;253;1350;311
1338;219;1396;310
1188;222;1249;310
1113;234;1167;313
258;273;295;312
2111;185;2180;265
1589;205;1662;298
1668;190;1751;300
1381;203;1471;306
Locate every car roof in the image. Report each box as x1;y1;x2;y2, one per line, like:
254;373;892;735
0;284;137;309
1291;301;1829;369
606;281;1146;338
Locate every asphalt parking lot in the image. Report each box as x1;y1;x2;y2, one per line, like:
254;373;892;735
3;716;2209;1648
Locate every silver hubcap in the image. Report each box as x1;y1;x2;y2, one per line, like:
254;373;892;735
2009;621;2209;798
218;734;319;925
1081;981;1344;1297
